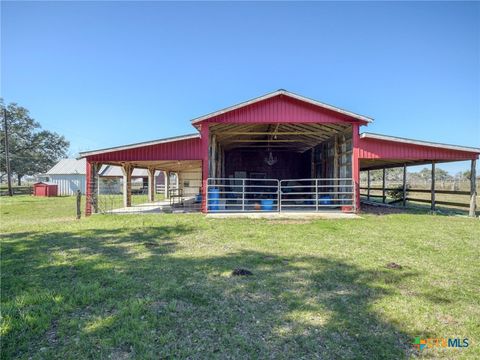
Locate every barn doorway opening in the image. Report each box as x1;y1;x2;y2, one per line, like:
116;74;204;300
207;123;355;212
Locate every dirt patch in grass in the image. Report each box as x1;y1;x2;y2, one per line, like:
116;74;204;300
143;241;158;248
437;314;458;325
150;300;168;312
46;320;59;345
386;262;402;270
232;268;253;276
109;347;132;360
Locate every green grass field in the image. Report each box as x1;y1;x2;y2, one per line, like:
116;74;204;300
1;196;479;359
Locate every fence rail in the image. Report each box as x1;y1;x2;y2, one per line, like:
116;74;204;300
360;186;470;196
0;186;33;196
360;186;474;209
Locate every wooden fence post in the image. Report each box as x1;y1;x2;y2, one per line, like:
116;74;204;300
367;170;371;201
76;190;82;219
382;168;386;203
469;159;477;217
402;163;407;207
431;162;436;211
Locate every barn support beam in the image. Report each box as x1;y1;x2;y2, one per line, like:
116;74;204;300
122;163;133;208
469;159;477;217
367;170;371;201
164;171;170;199
92;163;100;214
147;167;155;202
310;148;315;178
85;161;100;216
402;163;407;207
211;134;217;178
352;124;360;212
431;162;436;211
382;168;386;203
201;124;210;213
333;134;339;200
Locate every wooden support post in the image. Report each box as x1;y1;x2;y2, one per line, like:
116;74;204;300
85;161;100;216
310;148;315;178
121;164;132;208
431;162;436;211
217;143;222;178
76;190;82;219
367;170;371;201
92;163;99;213
469;159;477;217
201;124;210;213
164;171;170;199
333;134;339;200
85;161;92;216
211;134;217;178
402;163;407;207
221;147;226;178
352;124;360;212
382;168;386;203
147;167;155;202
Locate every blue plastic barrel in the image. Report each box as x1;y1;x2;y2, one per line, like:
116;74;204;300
319;195;332;205
208;188;220;210
261;199;274;211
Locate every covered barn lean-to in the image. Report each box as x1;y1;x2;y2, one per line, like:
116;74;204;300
79;90;479;216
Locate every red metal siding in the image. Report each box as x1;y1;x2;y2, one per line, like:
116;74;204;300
33;184;45;196
200;95;365;125
86;137;202;163
33;183;58;197
358;138;478;161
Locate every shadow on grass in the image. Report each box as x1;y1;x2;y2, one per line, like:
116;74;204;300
2;225;417;359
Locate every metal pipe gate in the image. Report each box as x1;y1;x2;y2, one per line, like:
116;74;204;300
206;178;355;213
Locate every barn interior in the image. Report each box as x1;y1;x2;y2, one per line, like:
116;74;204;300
208;122;354;180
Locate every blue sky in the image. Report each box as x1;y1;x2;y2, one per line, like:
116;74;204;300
2;1;479;173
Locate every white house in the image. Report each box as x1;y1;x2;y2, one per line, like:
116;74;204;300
44;158;87;195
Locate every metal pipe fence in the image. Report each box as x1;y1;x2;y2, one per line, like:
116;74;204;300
206;178;355;213
207;178;279;212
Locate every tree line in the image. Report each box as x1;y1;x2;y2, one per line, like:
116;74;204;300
1;99;69;188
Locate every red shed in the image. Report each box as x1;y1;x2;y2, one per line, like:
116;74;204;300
33;182;58;197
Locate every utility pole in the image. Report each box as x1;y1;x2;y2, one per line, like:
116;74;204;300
3;107;13;196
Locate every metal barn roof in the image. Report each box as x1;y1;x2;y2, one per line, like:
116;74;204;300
46;158;86;175
99;165;163;178
360;133;480;153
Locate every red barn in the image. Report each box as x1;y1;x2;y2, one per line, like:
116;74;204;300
79;90;479;216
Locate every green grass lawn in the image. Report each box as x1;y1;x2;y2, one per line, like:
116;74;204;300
1;196;479;359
